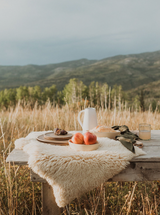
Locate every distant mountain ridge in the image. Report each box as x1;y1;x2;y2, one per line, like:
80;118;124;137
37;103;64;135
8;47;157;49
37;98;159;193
0;50;160;91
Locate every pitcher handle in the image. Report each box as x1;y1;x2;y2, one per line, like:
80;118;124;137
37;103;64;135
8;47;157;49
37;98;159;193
78;110;85;129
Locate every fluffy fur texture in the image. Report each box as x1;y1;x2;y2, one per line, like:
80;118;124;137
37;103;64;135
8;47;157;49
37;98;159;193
15;131;145;207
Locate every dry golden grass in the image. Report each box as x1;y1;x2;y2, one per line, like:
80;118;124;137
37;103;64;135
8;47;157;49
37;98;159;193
0;102;160;214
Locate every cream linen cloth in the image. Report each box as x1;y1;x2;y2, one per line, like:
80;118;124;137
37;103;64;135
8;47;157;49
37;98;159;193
15;131;145;207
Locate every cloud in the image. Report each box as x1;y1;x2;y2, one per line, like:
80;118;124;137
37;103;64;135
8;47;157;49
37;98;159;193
0;0;160;65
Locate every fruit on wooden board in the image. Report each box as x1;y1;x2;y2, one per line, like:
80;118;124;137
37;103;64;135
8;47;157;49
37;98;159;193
54;128;68;135
84;132;97;145
71;133;84;144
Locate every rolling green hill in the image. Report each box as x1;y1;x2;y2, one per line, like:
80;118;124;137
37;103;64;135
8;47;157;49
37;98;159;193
127;79;160;103
0;50;160;91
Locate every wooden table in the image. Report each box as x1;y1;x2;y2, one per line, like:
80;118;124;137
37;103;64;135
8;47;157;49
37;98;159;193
6;130;160;215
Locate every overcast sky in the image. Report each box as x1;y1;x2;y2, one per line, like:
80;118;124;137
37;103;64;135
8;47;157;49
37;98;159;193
0;0;160;65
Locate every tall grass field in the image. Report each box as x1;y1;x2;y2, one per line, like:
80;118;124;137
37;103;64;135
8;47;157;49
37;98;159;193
1;102;160;214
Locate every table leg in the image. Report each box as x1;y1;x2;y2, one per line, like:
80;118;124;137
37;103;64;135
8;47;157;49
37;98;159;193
42;182;61;215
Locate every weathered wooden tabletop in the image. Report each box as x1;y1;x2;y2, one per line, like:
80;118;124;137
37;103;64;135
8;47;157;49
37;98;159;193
6;130;160;182
6;130;160;215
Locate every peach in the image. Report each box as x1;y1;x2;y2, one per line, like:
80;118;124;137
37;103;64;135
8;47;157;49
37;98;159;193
84;132;97;145
71;133;84;144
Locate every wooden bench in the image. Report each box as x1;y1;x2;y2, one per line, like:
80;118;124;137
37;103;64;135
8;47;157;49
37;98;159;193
6;130;160;215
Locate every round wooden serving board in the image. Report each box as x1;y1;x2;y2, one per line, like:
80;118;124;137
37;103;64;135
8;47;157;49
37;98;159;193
44;132;72;140
37;135;69;145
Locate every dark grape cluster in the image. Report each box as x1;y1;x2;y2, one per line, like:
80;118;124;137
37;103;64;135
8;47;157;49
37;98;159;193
54;128;68;135
60;129;68;135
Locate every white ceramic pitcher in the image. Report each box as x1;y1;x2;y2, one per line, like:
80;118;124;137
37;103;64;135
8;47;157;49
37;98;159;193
78;108;98;133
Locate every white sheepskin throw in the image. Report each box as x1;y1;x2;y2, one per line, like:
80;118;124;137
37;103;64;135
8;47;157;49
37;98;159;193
15;131;145;207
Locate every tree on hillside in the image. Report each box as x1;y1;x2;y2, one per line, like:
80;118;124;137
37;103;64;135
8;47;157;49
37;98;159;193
57;91;64;107
95;82;100;107
16;86;29;101
0;90;8;109
139;89;145;112
63;78;87;104
152;100;157;112
4;88;16;107
33;86;41;101
101;83;108;109
42;85;57;104
133;95;140;111
89;81;96;107
110;85;123;110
